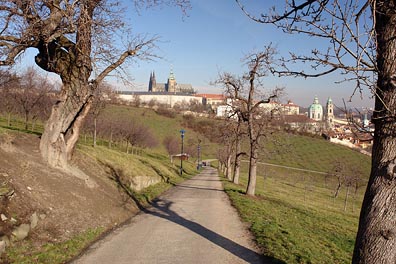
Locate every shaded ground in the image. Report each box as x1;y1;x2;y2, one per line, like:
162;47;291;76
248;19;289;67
73;167;265;264
0;132;138;260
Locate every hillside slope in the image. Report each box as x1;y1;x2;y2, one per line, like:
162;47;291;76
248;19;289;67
0;130;195;263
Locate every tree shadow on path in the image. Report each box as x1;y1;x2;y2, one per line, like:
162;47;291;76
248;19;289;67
144;199;285;264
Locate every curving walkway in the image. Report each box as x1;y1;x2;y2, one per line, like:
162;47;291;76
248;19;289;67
72;167;264;264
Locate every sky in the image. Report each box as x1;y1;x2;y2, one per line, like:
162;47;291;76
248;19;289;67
16;0;374;109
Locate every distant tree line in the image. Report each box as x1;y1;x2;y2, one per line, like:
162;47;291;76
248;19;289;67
0;68;161;154
0;67;54;131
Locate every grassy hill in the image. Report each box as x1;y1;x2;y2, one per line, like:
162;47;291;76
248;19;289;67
224;133;371;263
0;104;371;263
0;106;200;263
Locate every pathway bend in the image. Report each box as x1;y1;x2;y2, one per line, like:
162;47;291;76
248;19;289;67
73;167;266;264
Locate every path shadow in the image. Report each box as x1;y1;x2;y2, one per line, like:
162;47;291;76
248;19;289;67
144;199;285;264
186;178;221;182
175;184;224;192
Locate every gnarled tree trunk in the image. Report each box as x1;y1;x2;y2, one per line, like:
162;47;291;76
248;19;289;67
38;2;95;168
39;83;92;168
353;2;396;263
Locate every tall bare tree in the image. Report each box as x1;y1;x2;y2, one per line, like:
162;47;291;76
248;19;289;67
163;135;179;156
236;0;396;262
232;113;246;184
0;69;19;126
217;46;281;196
12;67;52;130
89;82;113;147
0;0;189;169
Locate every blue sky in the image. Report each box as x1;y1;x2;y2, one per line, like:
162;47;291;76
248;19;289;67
123;0;373;108
17;0;374;109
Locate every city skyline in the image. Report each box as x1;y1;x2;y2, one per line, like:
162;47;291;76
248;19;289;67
15;0;374;109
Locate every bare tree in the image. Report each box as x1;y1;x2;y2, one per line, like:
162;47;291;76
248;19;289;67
330;159;347;199
230;106;247;184
218;123;235;181
163;135;179;156
0;69;19;126
11;67;52;130
329;159;366;212
216;46;282;196
0;0;189;169
89;82;113;147
235;1;395;262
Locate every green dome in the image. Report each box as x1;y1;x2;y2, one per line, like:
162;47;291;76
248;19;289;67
309;96;323;121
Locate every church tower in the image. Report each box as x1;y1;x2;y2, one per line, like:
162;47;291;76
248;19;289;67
152;71;157;91
167;68;177;93
148;71;157;92
325;97;334;127
148;72;153;92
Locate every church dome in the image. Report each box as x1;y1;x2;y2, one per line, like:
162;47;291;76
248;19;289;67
309;96;323;121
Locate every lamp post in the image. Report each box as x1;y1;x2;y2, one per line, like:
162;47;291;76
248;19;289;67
180;129;185;175
197;139;201;170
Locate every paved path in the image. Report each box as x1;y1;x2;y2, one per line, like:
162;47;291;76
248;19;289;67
73;167;264;264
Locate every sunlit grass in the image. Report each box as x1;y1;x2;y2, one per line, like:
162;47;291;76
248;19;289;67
6;228;103;264
223;134;370;263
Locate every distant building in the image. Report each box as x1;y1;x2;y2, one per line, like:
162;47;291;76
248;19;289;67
148;68;194;94
195;94;226;110
325;97;334;127
117;91;201;108
308;96;323;121
282;100;300;115
216;99;300;118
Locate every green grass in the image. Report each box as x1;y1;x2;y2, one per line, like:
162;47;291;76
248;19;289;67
0;106;372;263
262;133;370;174
6;228;103;264
97;105;219;157
0;108;201;263
0;116;44;135
222;133;371;263
77;143;197;206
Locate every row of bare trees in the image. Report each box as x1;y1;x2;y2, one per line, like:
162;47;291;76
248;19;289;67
215;47;284;196
329;159;366;212
82;112;159;153
0;68;54;130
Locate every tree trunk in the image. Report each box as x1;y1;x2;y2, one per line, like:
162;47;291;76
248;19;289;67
38;2;94;169
246;146;258;196
93;117;97;147
226;144;232;180
246;109;258;196
233;136;241;184
32;118;37;132
233;161;240;184
7;112;11;127
334;181;341;198
344;185;350;212
109;130;113;148
353;2;396;263
24;111;28;130
40;83;92;168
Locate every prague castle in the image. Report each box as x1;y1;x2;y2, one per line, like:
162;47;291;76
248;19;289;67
148;69;195;94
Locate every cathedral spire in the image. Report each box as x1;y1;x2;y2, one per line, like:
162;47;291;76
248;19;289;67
149;71;157;92
148;71;152;91
169;65;175;80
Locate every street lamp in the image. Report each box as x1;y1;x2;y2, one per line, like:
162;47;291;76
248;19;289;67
180;129;185;175
197;139;201;170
